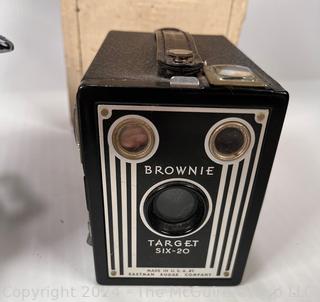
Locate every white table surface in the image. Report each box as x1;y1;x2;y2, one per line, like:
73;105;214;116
0;78;319;301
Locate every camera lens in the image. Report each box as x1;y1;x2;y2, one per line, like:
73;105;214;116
152;187;198;222
145;182;207;236
112;118;155;160
209;121;250;161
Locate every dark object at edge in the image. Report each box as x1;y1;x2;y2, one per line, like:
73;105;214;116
0;35;14;53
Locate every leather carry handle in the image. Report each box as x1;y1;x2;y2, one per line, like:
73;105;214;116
155;28;203;77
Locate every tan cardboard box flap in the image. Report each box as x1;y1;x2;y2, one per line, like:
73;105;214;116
61;0;248;110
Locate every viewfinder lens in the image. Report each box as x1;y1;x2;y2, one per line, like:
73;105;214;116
209;121;251;161
112;118;155;160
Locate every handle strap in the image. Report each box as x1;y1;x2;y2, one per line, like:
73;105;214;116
155;28;203;77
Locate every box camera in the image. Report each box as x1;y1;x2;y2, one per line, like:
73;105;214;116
75;28;288;285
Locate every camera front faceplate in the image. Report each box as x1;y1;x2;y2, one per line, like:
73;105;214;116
98;103;266;279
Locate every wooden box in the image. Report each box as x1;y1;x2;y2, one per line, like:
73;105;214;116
61;0;248;111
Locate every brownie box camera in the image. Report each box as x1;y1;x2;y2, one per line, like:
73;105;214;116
75;29;288;285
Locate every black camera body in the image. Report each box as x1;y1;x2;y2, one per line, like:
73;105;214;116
76;29;288;285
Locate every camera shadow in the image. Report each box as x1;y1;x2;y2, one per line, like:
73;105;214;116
0;125;91;282
0;173;44;262
243;128;318;284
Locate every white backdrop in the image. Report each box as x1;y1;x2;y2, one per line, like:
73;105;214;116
0;1;320;302
240;0;320;80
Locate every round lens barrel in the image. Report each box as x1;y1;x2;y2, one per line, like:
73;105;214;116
209;121;251;161
112;118;155;160
145;182;208;236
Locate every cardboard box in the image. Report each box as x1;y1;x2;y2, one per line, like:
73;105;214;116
61;0;248;111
